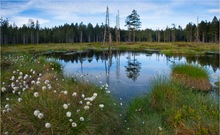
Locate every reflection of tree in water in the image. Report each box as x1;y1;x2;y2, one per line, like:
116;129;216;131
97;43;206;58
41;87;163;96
166;53;219;72
125;53;141;81
186;54;219;72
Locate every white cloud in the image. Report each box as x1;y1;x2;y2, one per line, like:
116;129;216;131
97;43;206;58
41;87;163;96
208;9;220;13
1;0;34;17
9;16;50;27
2;0;218;30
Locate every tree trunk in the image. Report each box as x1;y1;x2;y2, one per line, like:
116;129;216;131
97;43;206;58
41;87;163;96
163;31;166;42
36;31;39;44
88;34;91;43
128;30;131;42
158;31;160;42
80;31;83;43
202;32;205;43
133;29;135;42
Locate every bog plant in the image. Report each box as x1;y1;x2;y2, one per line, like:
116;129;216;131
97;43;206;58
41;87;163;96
124;76;219;135
1;54;121;134
171;63;212;91
1;44;219;135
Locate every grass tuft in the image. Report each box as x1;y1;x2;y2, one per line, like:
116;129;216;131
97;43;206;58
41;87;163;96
124;76;219;135
171;63;212;91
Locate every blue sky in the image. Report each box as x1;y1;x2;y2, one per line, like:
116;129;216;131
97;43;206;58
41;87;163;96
1;0;219;30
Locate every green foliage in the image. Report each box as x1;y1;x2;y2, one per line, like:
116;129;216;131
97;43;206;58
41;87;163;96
172;63;209;78
125;9;141;30
1;16;219;44
125;76;219;135
1;42;219;56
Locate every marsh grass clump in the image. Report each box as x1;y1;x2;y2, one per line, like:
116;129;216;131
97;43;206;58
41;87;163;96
1;54;121;134
171;63;211;91
124;76;219;135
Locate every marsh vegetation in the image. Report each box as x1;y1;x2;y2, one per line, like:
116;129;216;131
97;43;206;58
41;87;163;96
1;43;219;134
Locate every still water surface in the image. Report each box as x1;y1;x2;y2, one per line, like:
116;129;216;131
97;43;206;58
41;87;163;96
46;50;219;104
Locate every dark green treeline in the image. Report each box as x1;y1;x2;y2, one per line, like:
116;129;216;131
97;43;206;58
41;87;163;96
0;16;219;45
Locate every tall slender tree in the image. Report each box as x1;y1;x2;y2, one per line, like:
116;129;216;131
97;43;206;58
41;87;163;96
125;10;141;42
36;20;40;44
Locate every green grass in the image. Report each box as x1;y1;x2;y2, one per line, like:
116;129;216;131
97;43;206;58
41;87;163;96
1;42;219;55
1;54;121;134
171;63;212;91
124;76;219;135
172;63;209;78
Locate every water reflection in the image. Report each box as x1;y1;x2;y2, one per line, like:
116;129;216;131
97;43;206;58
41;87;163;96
125;53;141;81
45;50;220;103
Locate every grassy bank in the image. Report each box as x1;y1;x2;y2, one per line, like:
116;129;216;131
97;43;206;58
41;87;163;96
171;64;212;91
124;76;219;135
1;54;121;134
1;42;219;55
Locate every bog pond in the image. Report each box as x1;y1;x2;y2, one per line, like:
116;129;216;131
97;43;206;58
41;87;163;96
45;49;220;104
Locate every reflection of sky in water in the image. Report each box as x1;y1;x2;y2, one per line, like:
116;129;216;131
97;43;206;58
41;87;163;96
49;52;220;104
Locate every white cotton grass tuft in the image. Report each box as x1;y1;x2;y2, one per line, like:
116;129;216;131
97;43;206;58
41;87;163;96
72;92;77;97
66;111;71;117
80;117;84;121
63;91;68;95
42;86;46;90
63;104;68;109
93;93;97;97
37;113;44;119
1;87;6;92
86;101;91;106
34;110;40;116
99;104;104;109
18;98;22;102
84;105;89;110
34;92;39;97
72;122;77;127
5;104;9;109
45;122;51;128
44;80;50;84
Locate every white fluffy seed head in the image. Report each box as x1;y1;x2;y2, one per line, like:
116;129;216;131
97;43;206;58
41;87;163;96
93;93;97;97
66;111;71;117
72;122;77;127
45;122;51;128
72;92;77;97
34;110;40;116
63;104;68;109
84;106;89;110
63;91;68;95
80;117;84;121
1;87;6;92
5;104;9;109
37;113;44;119
34;92;39;97
18;98;22;102
99;104;104;109
86;101;91;106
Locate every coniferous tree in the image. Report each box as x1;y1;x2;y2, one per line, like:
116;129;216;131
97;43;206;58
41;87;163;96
125;10;141;42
